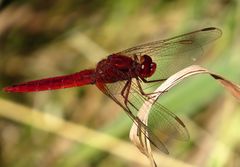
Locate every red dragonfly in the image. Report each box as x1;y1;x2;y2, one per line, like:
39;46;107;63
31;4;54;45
3;27;222;153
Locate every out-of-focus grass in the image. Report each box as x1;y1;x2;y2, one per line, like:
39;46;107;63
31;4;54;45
0;0;240;167
0;98;195;167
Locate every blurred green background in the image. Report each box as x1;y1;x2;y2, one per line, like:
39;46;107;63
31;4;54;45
0;0;240;167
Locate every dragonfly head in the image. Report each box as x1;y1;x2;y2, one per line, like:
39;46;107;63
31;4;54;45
138;55;156;78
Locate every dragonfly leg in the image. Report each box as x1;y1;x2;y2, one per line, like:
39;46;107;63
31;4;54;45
136;77;166;99
120;80;131;106
120;80;144;136
141;77;166;83
121;79;141;112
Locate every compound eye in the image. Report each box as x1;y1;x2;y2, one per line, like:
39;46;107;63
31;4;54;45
150;63;156;73
141;64;145;69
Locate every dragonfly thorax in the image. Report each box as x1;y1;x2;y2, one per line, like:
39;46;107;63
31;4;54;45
95;54;156;83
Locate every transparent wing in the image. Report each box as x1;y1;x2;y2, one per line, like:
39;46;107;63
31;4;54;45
96;80;169;153
118;27;222;91
96;76;189;153
130;80;189;141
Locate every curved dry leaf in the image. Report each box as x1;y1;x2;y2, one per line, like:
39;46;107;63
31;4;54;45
130;65;240;167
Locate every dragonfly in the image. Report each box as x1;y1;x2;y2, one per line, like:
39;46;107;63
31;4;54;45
3;27;222;153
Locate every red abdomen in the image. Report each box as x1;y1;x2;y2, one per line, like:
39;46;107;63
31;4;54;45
3;69;96;92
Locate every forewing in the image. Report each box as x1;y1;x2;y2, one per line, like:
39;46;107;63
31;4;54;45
118;27;222;82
